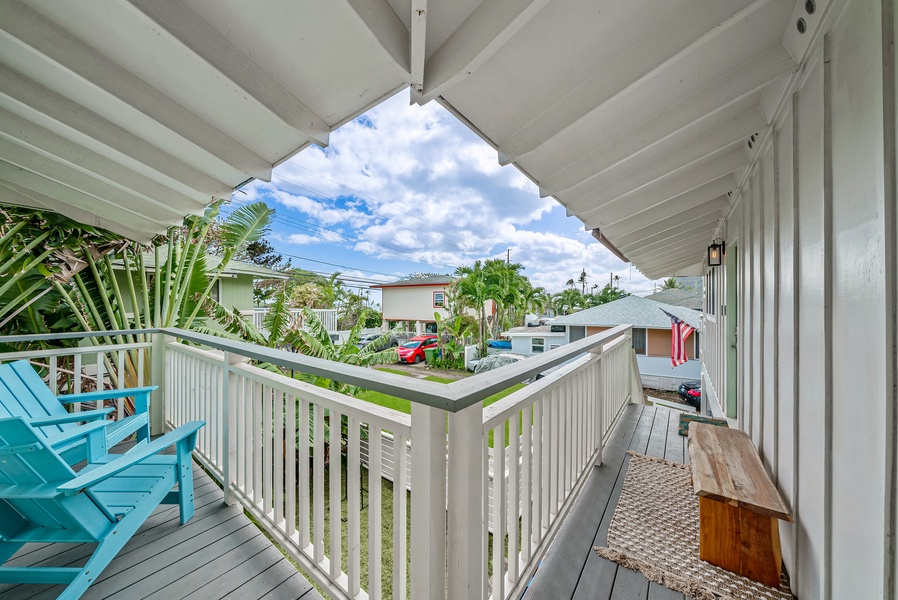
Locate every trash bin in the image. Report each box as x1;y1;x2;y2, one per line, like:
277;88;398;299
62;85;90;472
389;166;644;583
424;348;436;362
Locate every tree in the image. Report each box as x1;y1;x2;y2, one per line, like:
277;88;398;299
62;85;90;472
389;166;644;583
660;277;680;290
454;261;491;354
287;309;398;395
578;269;588;294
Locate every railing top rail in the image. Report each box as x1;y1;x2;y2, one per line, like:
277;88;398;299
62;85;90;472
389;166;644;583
0;329;158;343
0;324;632;413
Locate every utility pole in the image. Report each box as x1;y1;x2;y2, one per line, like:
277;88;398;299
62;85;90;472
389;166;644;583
506;248;510;265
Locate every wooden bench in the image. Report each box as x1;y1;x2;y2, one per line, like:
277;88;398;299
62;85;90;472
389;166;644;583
688;423;793;587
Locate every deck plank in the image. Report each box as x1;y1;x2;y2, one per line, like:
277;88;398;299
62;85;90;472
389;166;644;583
0;445;315;600
526;404;686;600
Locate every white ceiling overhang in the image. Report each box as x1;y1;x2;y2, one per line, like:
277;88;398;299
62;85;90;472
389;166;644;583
0;0;826;275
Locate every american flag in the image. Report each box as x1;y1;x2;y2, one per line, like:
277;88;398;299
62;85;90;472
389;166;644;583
662;309;696;367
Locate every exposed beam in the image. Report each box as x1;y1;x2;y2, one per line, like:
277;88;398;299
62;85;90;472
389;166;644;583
345;0;411;72
631;236;712;263
538;45;796;194
0;138;186;223
582;178;734;231
544;107;766;199
0;106;208;209
127;0;330;146
412;0;551;104
0;66;232;196
0;181;153;243
641;253;708;277
618;214;724;253
642;260;705;280
572;150;745;223
611;202;728;248
497;0;774;164
620;222;720;258
0;161;177;231
410;0;428;95
0;1;272;181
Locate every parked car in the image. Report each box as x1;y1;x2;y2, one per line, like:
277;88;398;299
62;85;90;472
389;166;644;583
356;333;398;351
469;352;527;374
397;335;438;364
678;380;701;409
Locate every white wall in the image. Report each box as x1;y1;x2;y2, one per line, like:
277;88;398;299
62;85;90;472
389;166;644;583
637;356;699;381
702;3;896;598
380;285;451;322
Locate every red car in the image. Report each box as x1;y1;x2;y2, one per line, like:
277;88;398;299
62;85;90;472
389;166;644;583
397;336;438;364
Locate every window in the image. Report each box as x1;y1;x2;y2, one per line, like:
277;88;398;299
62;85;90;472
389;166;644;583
433;291;445;308
424;322;437;334
532;338;545;353
693;331;700;358
210;280;220;303
632;328;647;355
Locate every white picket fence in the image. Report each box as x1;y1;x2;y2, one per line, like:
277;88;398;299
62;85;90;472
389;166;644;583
0;324;638;600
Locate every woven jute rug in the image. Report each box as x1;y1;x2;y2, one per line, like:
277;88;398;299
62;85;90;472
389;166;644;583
595;452;794;600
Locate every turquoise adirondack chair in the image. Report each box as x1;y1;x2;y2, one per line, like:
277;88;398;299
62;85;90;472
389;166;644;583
0;416;205;600
0;360;154;464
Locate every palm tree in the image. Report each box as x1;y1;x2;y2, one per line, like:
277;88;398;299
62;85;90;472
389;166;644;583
578;269;588;294
454;261;491;354
660;277;680;290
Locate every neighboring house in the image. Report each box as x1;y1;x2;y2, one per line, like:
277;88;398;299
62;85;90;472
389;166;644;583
501;325;567;356
371;275;455;335
113;254;288;315
547;295;702;389
372;275;490;335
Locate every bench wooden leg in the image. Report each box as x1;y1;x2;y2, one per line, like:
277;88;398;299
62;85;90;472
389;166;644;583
698;497;782;587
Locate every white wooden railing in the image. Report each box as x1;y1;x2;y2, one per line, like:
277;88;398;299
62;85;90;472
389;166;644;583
249;307;339;333
0;324;638;600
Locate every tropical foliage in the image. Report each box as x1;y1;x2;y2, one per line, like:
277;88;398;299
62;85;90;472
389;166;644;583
0;201;272;400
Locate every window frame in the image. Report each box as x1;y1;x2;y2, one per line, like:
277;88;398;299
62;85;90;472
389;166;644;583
433;291;445;308
631;327;647;355
531;337;545;353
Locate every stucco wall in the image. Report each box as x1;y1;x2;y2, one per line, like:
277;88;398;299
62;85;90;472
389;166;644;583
702;3;896;596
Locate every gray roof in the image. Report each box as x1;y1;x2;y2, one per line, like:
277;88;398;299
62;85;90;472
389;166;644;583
644;288;703;310
551;295;702;331
372;275;454;288
502;325;565;337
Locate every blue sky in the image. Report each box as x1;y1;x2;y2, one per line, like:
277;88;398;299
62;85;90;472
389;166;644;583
234;90;659;306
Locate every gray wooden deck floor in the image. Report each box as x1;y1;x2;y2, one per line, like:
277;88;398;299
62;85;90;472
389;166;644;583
0;447;322;600
524;403;688;600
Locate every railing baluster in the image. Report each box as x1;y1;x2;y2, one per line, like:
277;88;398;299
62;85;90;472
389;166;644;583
329;408;342;580
286;393;297;538
347;416;361;598
533;398;543;545
521;404;531;563
275;390;285;527
368;425;383;600
492;423;505;600
299;396;311;549
251;381;261;505
507;412;519;584
393;433;407;600
313;402;325;565
263;384;273;516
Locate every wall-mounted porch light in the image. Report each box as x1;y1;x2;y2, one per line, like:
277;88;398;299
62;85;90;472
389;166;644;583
708;240;724;267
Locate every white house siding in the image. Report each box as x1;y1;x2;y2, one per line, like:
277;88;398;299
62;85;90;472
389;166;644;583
702;3;895;598
380;286;451;322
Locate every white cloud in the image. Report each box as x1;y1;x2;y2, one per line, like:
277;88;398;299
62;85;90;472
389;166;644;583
243;90;657;294
284;233;319;245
